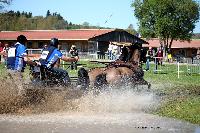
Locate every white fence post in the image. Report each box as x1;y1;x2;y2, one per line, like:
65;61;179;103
177;61;180;79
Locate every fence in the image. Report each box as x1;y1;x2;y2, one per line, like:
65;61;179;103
27;49;200;75
150;57;200;76
186;58;200;75
27;49;111;61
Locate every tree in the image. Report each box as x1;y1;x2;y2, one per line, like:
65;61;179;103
82;21;90;28
126;24;137;35
132;0;200;49
0;0;12;10
46;10;51;17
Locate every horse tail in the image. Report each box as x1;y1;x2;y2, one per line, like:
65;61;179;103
94;73;108;89
77;68;90;90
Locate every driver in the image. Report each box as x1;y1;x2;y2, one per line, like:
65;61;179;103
38;38;79;84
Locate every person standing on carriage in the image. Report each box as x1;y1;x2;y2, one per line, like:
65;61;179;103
69;45;78;70
38;38;79;84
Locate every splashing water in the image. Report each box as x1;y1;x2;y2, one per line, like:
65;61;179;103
0;77;158;115
74;88;157;113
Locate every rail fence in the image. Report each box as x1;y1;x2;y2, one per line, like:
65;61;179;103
27;49;200;76
27;49;112;61
152;57;200;77
186;58;200;75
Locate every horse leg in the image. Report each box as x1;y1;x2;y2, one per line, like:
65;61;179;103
77;68;90;90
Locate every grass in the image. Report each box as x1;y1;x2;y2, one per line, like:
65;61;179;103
143;63;200;124
157;96;200;124
0;61;200;124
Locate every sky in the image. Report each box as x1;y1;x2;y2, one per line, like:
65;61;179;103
4;0;200;33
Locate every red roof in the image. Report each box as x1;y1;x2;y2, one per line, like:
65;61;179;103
143;39;200;48
0;29;114;41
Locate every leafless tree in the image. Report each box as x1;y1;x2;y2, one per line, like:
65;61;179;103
0;0;12;10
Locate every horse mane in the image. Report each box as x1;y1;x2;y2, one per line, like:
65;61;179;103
127;45;141;65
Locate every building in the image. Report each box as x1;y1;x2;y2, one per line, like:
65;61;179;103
143;38;200;59
0;29;148;60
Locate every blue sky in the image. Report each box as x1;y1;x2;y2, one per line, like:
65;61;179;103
4;0;200;33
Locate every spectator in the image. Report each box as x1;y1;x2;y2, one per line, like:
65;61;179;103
167;49;172;63
69;45;79;70
154;47;163;73
112;45;118;60
108;42;114;60
145;47;153;71
2;43;9;66
0;42;4;63
157;47;163;65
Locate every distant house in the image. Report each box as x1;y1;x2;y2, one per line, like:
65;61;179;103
0;29;148;56
143;39;200;59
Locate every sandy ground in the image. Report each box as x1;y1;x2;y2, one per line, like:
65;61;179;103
0;112;199;133
0;78;199;133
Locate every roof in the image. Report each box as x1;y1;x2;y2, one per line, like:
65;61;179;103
143;39;200;49
0;29;114;41
89;29;148;44
0;29;148;45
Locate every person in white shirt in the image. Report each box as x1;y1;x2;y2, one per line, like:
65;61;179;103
108;43;114;60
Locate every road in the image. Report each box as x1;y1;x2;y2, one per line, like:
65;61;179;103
0;112;199;133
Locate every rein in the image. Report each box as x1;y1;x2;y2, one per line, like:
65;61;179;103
107;61;138;70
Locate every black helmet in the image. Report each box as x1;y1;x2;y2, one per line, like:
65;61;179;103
17;35;27;44
50;38;59;48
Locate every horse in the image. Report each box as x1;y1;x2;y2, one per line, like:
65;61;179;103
77;44;151;90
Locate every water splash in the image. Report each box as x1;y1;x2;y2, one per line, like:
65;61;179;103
0;78;158;115
74;88;157;113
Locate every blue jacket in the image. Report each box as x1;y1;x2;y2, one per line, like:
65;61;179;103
39;46;63;69
7;42;27;71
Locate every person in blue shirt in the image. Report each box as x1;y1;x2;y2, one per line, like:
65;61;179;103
38;38;79;85
4;35;31;95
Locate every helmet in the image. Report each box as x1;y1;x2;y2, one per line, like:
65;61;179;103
17;35;27;44
50;38;59;48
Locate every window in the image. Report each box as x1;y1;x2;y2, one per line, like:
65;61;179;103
27;42;32;48
38;42;44;48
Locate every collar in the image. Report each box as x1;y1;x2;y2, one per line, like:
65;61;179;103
15;42;21;46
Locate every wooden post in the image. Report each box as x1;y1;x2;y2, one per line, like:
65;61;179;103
96;41;99;60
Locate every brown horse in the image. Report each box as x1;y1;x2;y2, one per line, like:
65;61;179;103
77;45;150;90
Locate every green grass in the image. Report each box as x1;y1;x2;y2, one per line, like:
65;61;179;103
156;96;200;124
143;63;200;124
0;63;7;78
